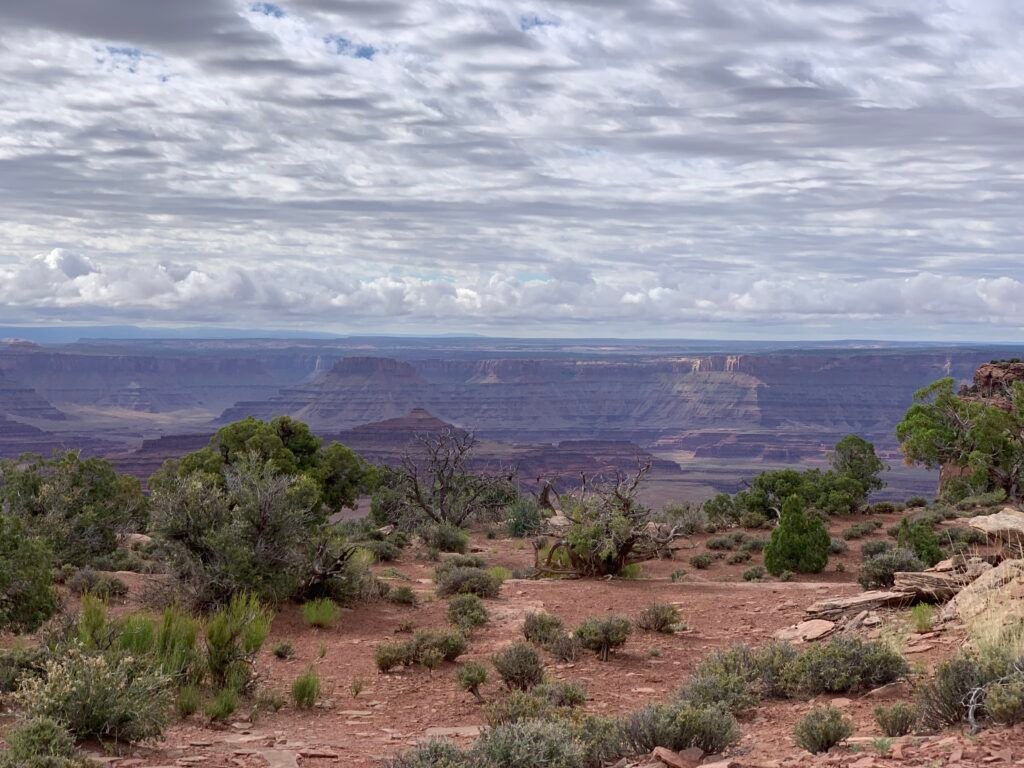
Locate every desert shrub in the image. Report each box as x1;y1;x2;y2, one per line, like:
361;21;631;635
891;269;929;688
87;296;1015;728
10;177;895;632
842;521;879;540
704;493;740;527
302;598;341;628
861;539;893;558
15;644;171;743
857;548;925;589
783;638;908;695
777;569;794;582
291;668;321;709
636;604;682;634
874;702;917;736
67;568;129;600
690;553;713;569
662;502;708;535
523;612;565;646
388;586;418;606
985;675;1024;725
870;501;898;514
273;641;294;660
0;515;58;634
204;593;273;692
205;686;238;721
794;707;853;753
741;536;768;553
0;716;81;768
471;719;584;768
548;633;582;663
905;496;929;508
682;642;797;712
896;518;944;566
360;539;402;563
388;739;472;768
571;714;628;767
376;630;467;672
726;550;751;564
447;594;488;630
764;496;830;575
176;684;202;717
425;524;469;554
484;689;553;726
456;661;487;701
153;606;203;684
623;701;740;754
436;554;488;572
488;565;512;583
743;566;767;581
941;526;987;547
910;604;934;633
829;537;849;554
739;509;768;529
492;643;544;690
435;566;501;599
575;616;631;661
0;645;49;694
534;680;586;708
916;655;987;728
706;535;735;551
507;498;544;538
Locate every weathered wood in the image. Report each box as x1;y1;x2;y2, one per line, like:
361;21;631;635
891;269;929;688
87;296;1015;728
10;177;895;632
805;590;914;620
892;571;965;602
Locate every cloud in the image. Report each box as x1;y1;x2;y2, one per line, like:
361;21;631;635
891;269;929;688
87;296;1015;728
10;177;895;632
0;1;1021;338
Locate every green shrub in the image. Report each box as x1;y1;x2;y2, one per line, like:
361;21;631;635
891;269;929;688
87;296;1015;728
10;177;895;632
842;521;879;540
777;569;794;582
302;598;341;628
376;630;467;672
783;638;908;694
375;642;409;672
741;536;768;553
492;643;544;690
575;616;631;662
68;568;129;600
448;594;488;630
176;685;202;718
359;539;402;563
0;514;57;634
861;539;893;558
534;680;586;708
764;496;830;575
436;554;487;572
488;566;513;584
572;714;628;767
291;668;321;709
690;553;713;569
662;503;708;535
507;498;544;538
706;535;735;550
484;689;552;726
273;641;294;659
682;642;797;712
154;606;203;685
435;566;501;599
794;707;853;753
388;739;472;768
388;586;418;606
15;644;171;743
874;702;917;736
985;675;1024;725
0;716;80;768
425;524;469;554
726;550;751;564
471;719;584;768
870;502;898;514
205;593;273;692
905;496;928;508
0;645;48;694
829;537;848;554
623;701;740;754
523;612;565;646
857;548;925;589
910;604;934;633
743;566;767;581
895;518;944;567
740;510;769;529
916;655;986;728
205;687;238;721
548;634;582;663
456;661;487;701
636;604;682;634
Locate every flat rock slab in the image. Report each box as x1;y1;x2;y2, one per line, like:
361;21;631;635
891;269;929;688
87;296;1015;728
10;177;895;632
256;750;299;768
773;619;835;643
965;507;1024;543
424;726;482;738
942;559;1024;623
805;591;913;620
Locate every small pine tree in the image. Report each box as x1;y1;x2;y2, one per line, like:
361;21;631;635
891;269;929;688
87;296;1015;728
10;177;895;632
764;495;830;575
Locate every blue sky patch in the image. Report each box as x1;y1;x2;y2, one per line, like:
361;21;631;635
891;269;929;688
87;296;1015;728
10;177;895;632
519;14;557;32
325;34;376;60
251;3;285;18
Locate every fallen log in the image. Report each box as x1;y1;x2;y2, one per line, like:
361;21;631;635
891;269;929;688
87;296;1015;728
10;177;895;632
805;590;914;620
891;571;965;602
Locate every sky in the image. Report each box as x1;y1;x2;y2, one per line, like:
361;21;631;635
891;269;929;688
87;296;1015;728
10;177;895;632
0;1;1022;340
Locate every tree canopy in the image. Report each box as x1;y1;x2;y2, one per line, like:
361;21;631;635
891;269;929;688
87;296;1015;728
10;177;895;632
896;377;1024;501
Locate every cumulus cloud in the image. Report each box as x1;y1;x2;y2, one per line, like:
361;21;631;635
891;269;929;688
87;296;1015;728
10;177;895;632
0;1;1021;337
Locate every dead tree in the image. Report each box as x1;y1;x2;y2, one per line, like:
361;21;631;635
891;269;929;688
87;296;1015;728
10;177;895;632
397;428;516;528
534;461;686;577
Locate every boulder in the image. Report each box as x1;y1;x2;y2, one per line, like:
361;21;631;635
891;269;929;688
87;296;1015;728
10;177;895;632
964;507;1024;545
942;559;1024;623
805;591;913;620
652;746;702;768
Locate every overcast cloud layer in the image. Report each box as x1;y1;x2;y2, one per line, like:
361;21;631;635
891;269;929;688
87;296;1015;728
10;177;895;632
0;0;1022;339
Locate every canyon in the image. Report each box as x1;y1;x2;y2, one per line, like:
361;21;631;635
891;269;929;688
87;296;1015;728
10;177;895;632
3;336;1022;501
